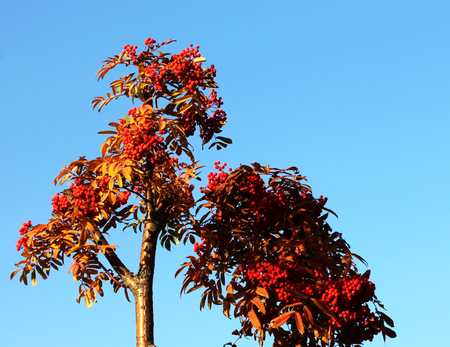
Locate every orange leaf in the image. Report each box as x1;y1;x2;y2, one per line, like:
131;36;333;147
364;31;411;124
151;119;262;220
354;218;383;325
271;311;295;329
85;221;95;234
10;269;21;280
251;297;266;315
255;286;269;298
98;130;117;135
79;228;87;245
248;309;262;330
294;312;304;334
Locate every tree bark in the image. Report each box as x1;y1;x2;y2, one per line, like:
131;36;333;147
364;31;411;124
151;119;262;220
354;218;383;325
132;182;171;346
133;213;159;347
132;157;173;347
134;273;156;347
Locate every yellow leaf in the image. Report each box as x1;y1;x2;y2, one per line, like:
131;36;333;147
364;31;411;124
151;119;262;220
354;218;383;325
175;94;192;104
59;173;73;186
85;221;95;233
179;103;192;114
122;166;132;181
100;192;109;203
101;163;108;175
100;208;109;219
31;269;37;286
109;192;116;205
172;88;187;97
108;162;117;177
85;295;92;308
193;57;206;63
116;175;123;187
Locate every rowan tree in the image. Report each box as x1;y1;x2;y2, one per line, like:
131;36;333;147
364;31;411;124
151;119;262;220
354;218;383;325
12;37;396;347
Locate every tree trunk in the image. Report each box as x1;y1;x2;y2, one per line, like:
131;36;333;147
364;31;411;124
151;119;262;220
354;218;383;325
132;160;170;347
134;273;156;347
133;217;158;347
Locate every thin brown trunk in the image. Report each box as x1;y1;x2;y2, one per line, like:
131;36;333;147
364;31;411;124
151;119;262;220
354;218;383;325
132;160;171;347
134;274;156;347
134;216;158;347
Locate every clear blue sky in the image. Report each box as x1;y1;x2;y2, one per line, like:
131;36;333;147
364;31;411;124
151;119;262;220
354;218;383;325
1;1;449;346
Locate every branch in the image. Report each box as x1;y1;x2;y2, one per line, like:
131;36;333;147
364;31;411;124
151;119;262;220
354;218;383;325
96;259;126;288
121;185;151;204
89;223;136;290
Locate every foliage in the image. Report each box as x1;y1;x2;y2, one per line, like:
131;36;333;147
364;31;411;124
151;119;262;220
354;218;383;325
179;162;396;346
12;37;395;347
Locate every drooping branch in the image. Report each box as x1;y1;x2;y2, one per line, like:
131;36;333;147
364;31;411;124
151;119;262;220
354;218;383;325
89;224;136;290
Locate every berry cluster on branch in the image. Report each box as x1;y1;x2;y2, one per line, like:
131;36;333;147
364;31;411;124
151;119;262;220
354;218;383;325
16;220;32;251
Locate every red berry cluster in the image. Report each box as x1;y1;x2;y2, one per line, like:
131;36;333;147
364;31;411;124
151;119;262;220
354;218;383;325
321;276;379;343
177;90;227;143
143;44;216;93
201;164;288;229
190;89;227;143
322;275;375;312
168;156;179;166
120;39;226;144
16;220;32;251
193;240;207;255
243;260;381;343
243;261;318;302
239;173;288;229
51;193;70;214
200;161;231;194
70;182;100;218
50;177;130;219
123;44;138;64
121;109;167;162
98;176;131;209
144;37;156;46
301;191;328;215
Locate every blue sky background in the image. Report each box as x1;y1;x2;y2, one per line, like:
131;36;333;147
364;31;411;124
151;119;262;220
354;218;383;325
1;1;449;346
